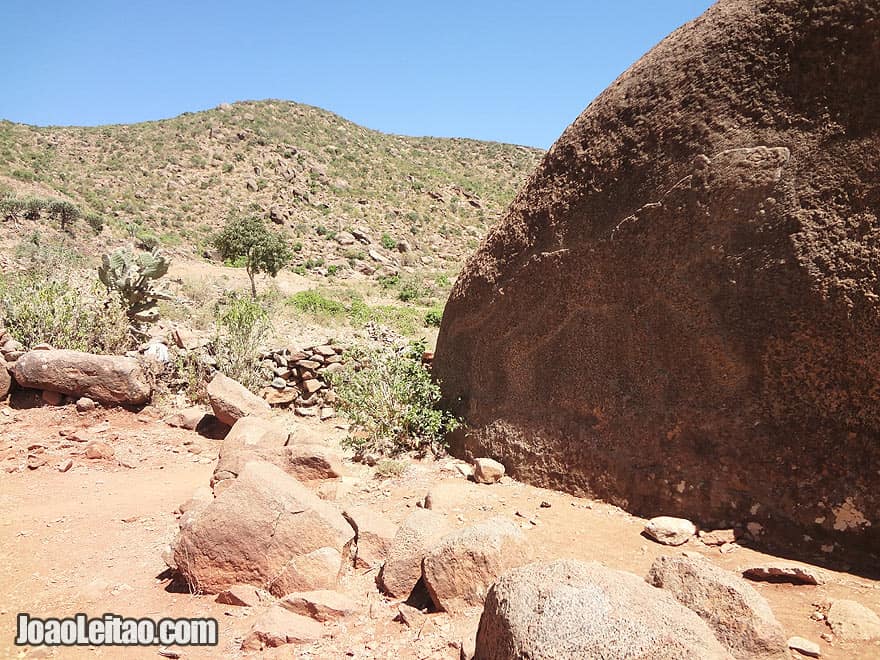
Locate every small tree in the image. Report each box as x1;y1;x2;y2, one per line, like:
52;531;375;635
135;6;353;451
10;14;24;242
0;197;26;225
213;216;292;297
47;200;80;232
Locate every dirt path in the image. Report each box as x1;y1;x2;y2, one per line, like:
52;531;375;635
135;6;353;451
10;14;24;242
1;402;879;659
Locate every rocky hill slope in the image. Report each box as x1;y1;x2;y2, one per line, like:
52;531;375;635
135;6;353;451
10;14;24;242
0;100;542;274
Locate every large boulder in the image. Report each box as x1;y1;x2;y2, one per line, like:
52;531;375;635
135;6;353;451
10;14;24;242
475;559;730;659
173;461;354;596
0;354;10;400
378;509;450;598
207;372;270;426
434;0;880;558
11;349;150;404
423;517;530;613
646;555;787;658
212;437;342;489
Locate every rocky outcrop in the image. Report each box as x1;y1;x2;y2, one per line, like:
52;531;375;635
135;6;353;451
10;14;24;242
475;559;730;659
173;461;354;596
12;349;151;404
647;555;787;659
435;0;880;559
206;373;270;426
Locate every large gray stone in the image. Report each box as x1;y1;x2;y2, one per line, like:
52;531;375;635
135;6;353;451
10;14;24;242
475;560;730;660
647;555;787;658
12;349;150;404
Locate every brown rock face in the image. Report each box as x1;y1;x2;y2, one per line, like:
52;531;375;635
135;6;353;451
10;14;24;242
434;0;880;560
12;350;150;404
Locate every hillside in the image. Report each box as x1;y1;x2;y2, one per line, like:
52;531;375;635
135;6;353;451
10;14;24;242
0;100;543;276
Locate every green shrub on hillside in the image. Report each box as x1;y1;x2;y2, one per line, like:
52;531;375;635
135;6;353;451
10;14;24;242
380;233;396;250
332;341;458;456
213;294;270;391
0;272;131;353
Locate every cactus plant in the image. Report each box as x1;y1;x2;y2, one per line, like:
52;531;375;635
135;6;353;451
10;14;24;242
98;247;172;320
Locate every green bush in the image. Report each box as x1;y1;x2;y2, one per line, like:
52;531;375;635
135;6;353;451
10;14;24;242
424;308;443;327
213;294;270;391
0;272;132;353
332;341;458;456
380;233;396;250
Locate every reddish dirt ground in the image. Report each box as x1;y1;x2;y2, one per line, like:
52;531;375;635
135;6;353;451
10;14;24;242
1;402;879;659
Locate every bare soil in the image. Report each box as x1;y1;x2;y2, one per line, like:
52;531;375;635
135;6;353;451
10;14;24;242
1;401;879;659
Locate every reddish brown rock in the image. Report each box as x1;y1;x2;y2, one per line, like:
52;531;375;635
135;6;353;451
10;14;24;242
173;461;354;596
216;583;267;607
241;605;323;650
423;517;530;613
0;355;11;400
12;350;150;404
434;0;880;559
378;509;451;599
206;372;270;426
280;589;358;621
343;505;397;569
647;555;787;659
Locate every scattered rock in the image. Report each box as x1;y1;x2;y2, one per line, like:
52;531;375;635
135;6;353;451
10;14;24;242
57;458;73;473
787;636;821;658
27;452;47;470
75;397;96;412
472;458;504;484
84;442;115;460
342;505;397;569
647;554;787;658
378;509;451;598
206;373;270;426
826;599;880;641
216;584;267;607
12;350;151;404
224;416;289;448
173;461;354;595
178;486;214;515
240;605;323;650
741;563;826;586
212;440;342;488
280;589;358;621
396;603;428;629
644;516;696;546
699;529;736;546
475;559;729;659
164;407;206;431
423;517;530;613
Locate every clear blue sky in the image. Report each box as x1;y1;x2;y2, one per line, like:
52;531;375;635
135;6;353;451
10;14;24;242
1;1;714;148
